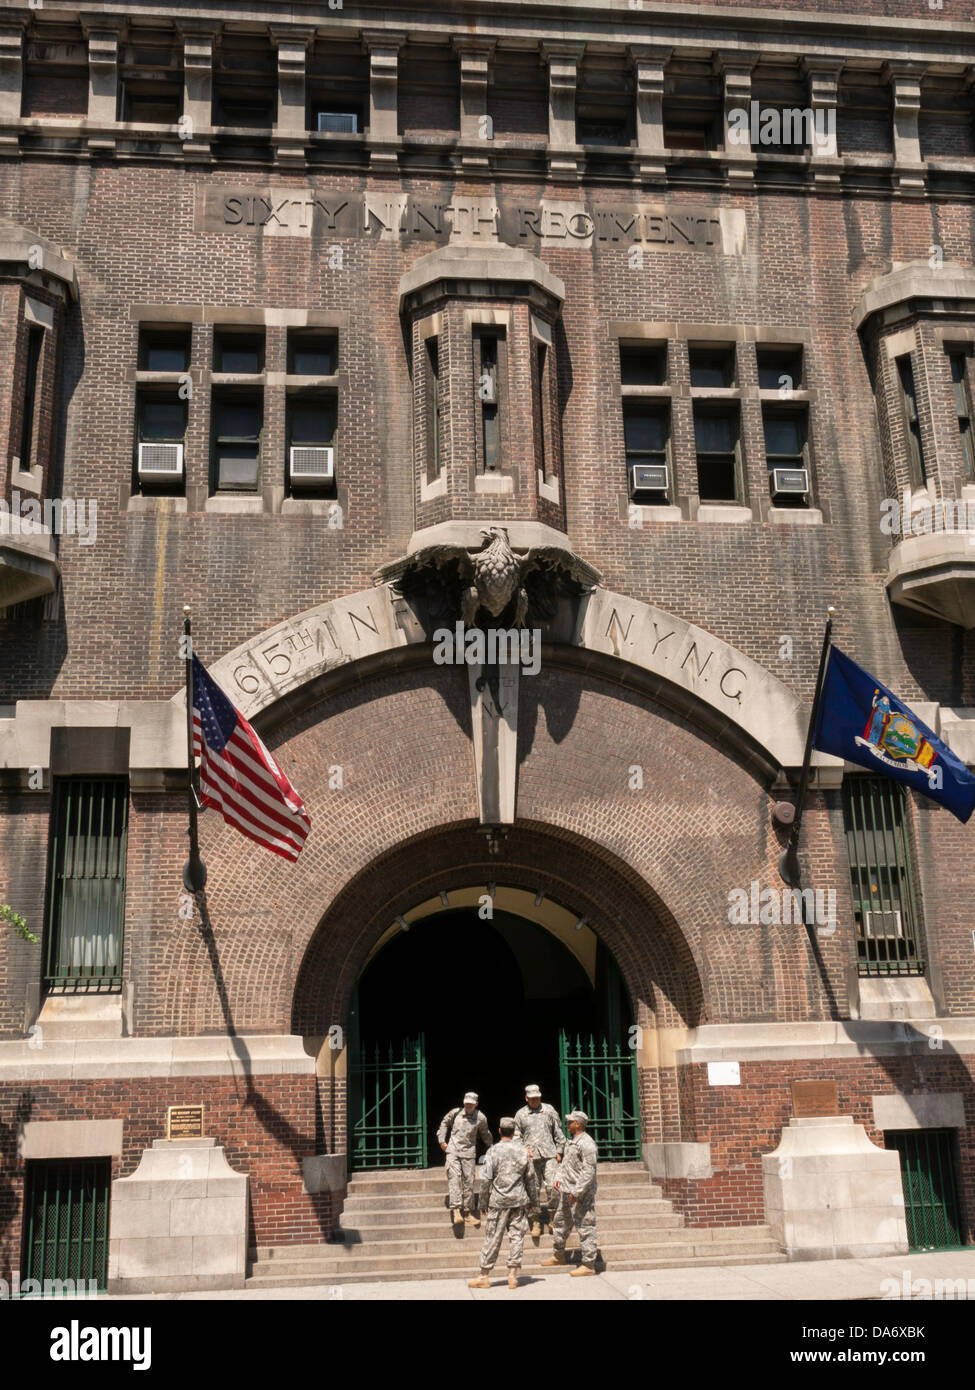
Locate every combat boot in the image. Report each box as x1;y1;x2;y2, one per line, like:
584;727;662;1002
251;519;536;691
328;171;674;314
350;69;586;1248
530;1219;542;1239
451;1207;464;1226
540;1249;566;1266
507;1270;520;1290
571;1264;596;1277
467;1271;491;1288
463;1210;479;1227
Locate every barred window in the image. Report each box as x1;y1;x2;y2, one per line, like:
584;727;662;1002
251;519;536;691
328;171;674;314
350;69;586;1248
842;777;925;977
44;778;128;993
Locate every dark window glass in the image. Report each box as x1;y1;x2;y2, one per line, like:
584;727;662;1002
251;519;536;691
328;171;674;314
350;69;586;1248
897;355;926;487
428;339;441;475
757;347;803;392
689;345;734;388
139;398;186;441
478;332;502;471
620;345;667;386
625;409;668;456
288;333;336;376
139;330;190;373
19;325;43;469
213;395;261;490
289;403;334;445
948;350;975;481
694;405;739;501
214;332;264;374
763;413;805;458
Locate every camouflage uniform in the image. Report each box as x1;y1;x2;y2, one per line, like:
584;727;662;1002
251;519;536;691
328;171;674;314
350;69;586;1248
552;1129;599;1265
514;1102;565;1221
477;1138;539;1272
437;1105;491;1212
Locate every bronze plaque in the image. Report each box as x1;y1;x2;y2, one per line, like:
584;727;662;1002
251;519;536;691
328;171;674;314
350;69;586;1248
791;1080;840;1118
167;1105;204;1140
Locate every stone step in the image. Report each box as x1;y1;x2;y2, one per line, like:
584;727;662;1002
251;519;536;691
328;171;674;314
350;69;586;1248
346;1172;658;1197
341;1194;669;1218
246;1246;786;1288
336;1217;688;1247
249;1234;781;1279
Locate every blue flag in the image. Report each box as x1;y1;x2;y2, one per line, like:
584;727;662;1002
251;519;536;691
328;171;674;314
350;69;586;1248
812;645;975;823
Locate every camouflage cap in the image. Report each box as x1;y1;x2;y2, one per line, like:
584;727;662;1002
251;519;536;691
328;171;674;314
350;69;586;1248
524;1084;541;1097
566;1110;589;1125
463;1091;479;1104
499;1116;517;1129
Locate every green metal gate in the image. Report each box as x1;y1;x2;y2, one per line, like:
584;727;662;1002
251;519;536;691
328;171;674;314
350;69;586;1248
558;1031;641;1161
350;1034;427;1171
885;1129;964;1250
21;1158;111;1293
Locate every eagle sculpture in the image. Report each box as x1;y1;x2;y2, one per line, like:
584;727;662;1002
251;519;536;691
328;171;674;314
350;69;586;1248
374;526;602;628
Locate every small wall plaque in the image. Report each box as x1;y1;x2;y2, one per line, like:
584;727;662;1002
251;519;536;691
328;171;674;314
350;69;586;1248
707;1061;741;1086
791;1080;840;1118
167;1105;204;1140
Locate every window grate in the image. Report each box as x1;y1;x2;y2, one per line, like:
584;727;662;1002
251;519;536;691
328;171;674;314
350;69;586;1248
44;778;128;993
350;1035;427;1171
558;1032;641;1162
21;1158;111;1293
842;777;924;977
884;1130;963;1251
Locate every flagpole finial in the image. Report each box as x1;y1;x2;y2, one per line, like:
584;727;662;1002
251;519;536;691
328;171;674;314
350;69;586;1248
183;604;191;616
827;606;836;617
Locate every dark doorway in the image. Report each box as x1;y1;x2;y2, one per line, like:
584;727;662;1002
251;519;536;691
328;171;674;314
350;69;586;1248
351;907;623;1157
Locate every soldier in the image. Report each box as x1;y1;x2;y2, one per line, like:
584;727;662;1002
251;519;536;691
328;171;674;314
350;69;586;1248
514;1083;565;1239
437;1090;491;1228
540;1109;599;1277
467;1117;539;1290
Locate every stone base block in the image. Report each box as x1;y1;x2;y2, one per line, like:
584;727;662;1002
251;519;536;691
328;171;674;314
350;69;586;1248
643;1141;713;1180
763;1116;908;1261
109;1138;248;1293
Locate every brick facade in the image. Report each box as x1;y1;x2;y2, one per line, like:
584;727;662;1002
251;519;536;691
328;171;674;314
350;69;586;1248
1;0;974;1284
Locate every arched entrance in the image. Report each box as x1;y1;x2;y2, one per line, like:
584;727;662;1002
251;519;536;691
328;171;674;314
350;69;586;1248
347;894;639;1171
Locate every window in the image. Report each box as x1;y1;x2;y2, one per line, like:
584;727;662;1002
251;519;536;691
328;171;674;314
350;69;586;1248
947;348;975;481
475;329;504;472
19;325;43;471
138;326;190;373
137;394;186;445
121;83;180;124
212;393;262;491
896;354;927;488
213;329;264;375
764;407;810;506
757;346;803;393
213;38;276;128
694;405;740;501
427;338;442;477
625;405;671;501
689;344;735;388
842;777;924;977
22;1158;111;1293
287;396;335;491
287;331;337;376
576;58;634;147
44;778;128;993
620;344;667;386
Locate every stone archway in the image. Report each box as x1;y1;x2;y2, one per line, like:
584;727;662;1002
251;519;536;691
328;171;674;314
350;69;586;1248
292;822;705;1167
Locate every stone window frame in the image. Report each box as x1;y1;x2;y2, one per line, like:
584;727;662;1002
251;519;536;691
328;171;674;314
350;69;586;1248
609;320;821;525
465;307;514;496
530;313;560;502
415;311;445;494
126;304;347;515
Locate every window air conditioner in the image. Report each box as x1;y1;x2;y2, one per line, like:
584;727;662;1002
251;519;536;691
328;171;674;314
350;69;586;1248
770;466;809;499
290;446;335;482
318;113;358;134
138;442;183;481
862;910;903;940
630;463;669;496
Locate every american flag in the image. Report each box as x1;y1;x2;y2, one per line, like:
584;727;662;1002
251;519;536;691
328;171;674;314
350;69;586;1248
191;655;310;862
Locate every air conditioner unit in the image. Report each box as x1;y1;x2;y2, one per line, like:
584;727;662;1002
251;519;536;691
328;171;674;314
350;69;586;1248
290;446;334;483
770;466;809;498
630;463;669;496
862;910;903;940
317;112;358;134
138;442;183;481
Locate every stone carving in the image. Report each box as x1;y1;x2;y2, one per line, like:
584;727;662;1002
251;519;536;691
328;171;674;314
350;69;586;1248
374;526;602;628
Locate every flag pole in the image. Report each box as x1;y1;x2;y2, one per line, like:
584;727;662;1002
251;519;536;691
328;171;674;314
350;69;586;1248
778;607;835;888
182;605;207;894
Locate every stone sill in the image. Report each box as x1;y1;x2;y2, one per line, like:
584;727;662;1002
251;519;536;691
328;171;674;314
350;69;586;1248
769;507;823;525
204;495;265;515
695;504;753;524
474;473;514;494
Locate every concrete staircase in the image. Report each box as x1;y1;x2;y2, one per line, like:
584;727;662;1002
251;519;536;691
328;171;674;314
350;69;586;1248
247;1162;785;1288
